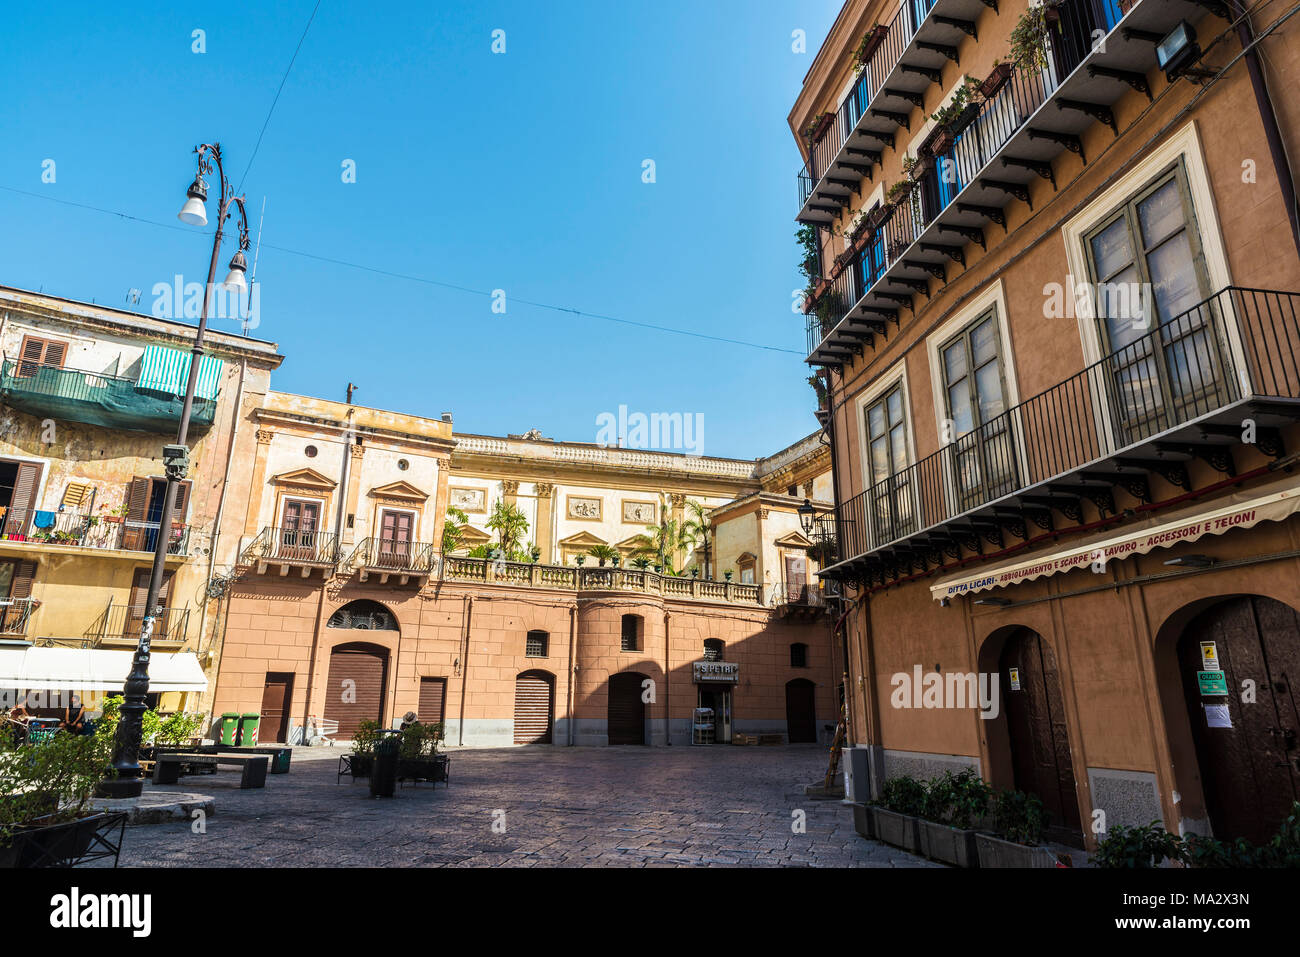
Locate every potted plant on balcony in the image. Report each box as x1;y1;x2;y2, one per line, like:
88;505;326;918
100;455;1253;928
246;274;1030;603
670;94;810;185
931;75;982;138
807;375;829;412
1009;1;1065;74
853;22;890;72
979;59;1014;99
588;544;619;567
885;178;914;205
723;569;733;582
803;111;834;150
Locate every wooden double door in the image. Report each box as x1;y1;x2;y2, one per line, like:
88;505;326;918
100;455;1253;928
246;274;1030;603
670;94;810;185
608;672;646;745
1177;596;1300;844
999;628;1084;845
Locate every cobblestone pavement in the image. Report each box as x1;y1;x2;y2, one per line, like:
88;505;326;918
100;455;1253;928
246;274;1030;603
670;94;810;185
113;745;938;868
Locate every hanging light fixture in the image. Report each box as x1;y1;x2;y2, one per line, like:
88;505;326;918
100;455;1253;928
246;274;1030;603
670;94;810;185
177;175;209;226
221;250;248;293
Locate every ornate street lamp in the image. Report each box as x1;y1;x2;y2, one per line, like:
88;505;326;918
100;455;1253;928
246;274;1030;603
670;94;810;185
98;144;250;798
798;498;817;536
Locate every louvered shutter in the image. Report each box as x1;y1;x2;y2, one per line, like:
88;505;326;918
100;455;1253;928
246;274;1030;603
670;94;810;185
5;462;42;536
513;673;553;744
125;478;151;521
41;340;66;368
324;646;388;737
8;561;37;599
171;480;192;521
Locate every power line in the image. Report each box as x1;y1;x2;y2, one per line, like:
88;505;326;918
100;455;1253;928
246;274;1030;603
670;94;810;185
237;0;324;192
0;183;802;354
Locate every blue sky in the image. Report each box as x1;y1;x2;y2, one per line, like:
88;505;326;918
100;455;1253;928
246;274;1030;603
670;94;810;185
0;0;840;459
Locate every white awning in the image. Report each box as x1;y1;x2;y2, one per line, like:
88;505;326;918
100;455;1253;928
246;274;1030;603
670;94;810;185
931;481;1300;601
0;648;208;693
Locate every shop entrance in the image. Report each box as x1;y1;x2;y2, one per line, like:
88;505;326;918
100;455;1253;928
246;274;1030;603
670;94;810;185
999;627;1084;846
1177;595;1300;843
608;671;646;745
694;686;732;744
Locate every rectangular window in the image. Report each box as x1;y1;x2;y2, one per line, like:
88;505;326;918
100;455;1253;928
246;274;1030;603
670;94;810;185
525;630;548;658
16;336;67;377
940;311;1017;511
620;615;640;652
1084;161;1219;445
864;382;915;543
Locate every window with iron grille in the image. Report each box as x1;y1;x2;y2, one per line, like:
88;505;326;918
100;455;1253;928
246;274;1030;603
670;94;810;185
621;614;641;652
703;638;724;661
526;629;548;657
790;642;808;668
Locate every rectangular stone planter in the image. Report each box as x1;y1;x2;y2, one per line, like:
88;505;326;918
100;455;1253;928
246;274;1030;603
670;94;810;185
871;807;921;853
917;820;980;868
974;833;1060;868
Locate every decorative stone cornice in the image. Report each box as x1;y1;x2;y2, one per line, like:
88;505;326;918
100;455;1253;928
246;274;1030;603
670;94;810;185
502;480;520;494
536;483;554;498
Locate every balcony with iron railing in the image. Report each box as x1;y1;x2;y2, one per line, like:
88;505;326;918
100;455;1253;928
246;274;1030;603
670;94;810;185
0;359;217;434
804;0;1205;365
90;603;191;648
0;509;190;558
821;287;1300;579
351;537;438;583
796;0;988;225
240;526;341;574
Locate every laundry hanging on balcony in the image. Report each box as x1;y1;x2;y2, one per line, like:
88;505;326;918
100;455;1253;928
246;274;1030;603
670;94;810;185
136;345;224;400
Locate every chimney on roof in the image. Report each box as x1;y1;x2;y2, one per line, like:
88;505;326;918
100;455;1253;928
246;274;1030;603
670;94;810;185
441;412;453;424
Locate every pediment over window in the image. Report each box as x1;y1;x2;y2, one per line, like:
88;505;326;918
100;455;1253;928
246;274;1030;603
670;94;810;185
269;468;337;491
774;532;813;549
459;525;491;546
558;530;609;548
368;481;430;502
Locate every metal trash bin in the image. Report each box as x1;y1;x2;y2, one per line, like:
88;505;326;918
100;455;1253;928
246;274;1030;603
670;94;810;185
236;713;260;747
369;734;399;798
216;713;240;747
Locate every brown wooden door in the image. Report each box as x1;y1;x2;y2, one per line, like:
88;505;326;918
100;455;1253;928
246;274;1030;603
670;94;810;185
418;677;446;726
513;671;553;744
608;672;646;745
1001;628;1083;842
259;672;294;743
785;554;807;602
1178;596;1300;844
280;500;320;559
786;678;817;743
378;510;412;567
324;643;388;739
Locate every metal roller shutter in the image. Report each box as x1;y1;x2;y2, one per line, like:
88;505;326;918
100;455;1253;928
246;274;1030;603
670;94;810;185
513;672;553;744
607;672;645;745
324;644;388;738
418;677;446;726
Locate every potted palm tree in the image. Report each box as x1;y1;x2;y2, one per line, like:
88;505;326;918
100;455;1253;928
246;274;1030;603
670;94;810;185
587;544;620;567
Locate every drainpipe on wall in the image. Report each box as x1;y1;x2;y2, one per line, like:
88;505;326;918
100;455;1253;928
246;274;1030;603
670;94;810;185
1236;3;1300;260
334;408;354;545
457;595;473;747
300;579;329;739
567;606;577;746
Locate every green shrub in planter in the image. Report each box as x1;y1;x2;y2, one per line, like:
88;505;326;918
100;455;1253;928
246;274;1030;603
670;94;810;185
1094;821;1187;868
1;725;112;862
991;788;1046;846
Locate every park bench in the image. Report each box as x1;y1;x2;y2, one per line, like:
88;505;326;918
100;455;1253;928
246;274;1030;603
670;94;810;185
151;743;292;774
154;753;269;789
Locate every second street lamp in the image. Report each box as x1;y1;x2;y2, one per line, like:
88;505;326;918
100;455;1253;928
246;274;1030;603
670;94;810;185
98;142;250;798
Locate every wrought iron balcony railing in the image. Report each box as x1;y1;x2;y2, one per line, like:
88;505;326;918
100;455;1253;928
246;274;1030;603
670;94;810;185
827;287;1300;571
0;509;190;556
0;359;217;434
242;526;341;566
353;537;437;575
805;0;1183;365
92;604;190;645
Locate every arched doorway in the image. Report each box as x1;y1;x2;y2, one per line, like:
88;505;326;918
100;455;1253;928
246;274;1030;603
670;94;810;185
998;628;1083;844
324;642;389;738
1175;595;1300;843
608;672;647;745
514;670;554;744
786;678;817;743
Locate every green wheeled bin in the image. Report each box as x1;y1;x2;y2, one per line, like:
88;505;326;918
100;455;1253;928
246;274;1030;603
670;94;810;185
216;713;240;747
236;713;260;747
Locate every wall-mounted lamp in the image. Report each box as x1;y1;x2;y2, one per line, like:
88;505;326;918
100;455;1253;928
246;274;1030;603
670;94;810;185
1157;21;1214;83
1163;554;1217;568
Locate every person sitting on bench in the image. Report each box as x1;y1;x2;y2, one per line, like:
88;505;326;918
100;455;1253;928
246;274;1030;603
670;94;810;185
59;694;87;735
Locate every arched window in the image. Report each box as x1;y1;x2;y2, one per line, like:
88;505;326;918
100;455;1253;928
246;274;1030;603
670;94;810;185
327;600;398;630
703;638;724;661
621;614;642;652
790;642;808;668
526;629;549;658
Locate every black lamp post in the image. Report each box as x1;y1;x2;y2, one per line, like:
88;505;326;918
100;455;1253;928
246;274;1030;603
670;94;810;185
98;143;249;798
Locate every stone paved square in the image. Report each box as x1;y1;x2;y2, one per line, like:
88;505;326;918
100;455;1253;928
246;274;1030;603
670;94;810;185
113;745;938;868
